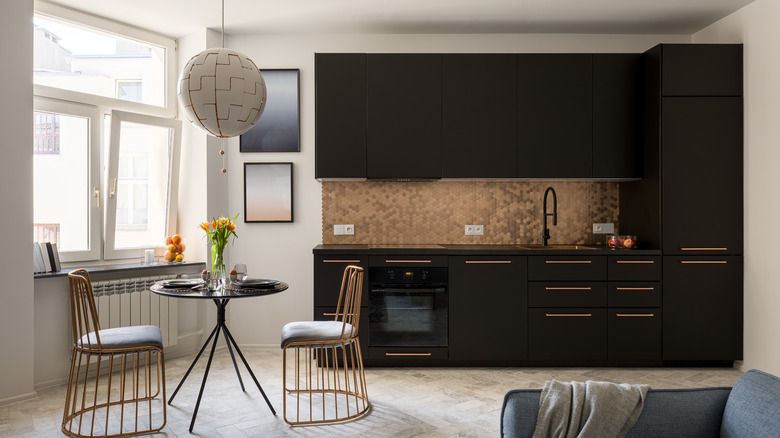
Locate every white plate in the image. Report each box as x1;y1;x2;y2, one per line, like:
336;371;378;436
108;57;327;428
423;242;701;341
234;278;280;287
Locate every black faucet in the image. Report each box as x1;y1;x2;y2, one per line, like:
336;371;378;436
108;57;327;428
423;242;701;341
542;186;557;246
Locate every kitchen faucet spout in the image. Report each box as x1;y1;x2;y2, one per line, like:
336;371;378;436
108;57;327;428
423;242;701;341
542;187;557;246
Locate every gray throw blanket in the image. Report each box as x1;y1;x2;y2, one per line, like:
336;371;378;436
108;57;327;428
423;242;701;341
532;380;649;438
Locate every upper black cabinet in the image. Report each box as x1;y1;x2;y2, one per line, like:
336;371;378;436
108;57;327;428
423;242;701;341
315;53;367;178
593;54;642;179
661;97;743;254
366;54;442;179
442;54;517;178
517;54;592;178
661;45;743;97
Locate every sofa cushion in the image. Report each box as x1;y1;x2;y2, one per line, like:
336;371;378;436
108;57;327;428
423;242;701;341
501;387;731;438
721;369;780;438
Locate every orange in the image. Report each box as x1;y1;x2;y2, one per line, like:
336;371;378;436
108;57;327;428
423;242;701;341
165;236;173;245
163;250;175;262
172;234;182;245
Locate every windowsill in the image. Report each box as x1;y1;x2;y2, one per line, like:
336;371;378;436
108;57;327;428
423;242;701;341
34;261;206;279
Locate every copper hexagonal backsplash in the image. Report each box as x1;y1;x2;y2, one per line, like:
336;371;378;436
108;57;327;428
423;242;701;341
322;180;619;246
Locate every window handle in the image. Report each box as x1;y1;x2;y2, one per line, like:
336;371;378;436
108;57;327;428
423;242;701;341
93;187;101;208
109;178;117;198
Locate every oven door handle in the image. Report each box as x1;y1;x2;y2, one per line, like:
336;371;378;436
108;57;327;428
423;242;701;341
371;287;446;294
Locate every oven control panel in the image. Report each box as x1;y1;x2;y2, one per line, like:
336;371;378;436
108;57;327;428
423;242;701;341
369;267;447;285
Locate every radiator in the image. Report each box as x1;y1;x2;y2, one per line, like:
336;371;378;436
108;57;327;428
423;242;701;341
91;275;179;347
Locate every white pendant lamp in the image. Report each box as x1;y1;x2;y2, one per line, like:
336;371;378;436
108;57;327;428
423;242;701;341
178;0;267;171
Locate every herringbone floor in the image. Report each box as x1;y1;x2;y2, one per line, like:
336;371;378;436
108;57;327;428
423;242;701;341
0;348;743;437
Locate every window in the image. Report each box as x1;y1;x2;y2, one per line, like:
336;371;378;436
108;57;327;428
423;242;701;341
33;5;179;263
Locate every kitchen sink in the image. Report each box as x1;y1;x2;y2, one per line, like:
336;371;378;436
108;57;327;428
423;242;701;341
517;244;599;250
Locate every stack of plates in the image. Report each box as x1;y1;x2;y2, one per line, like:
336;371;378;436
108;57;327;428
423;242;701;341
232;278;280;289
159;279;205;289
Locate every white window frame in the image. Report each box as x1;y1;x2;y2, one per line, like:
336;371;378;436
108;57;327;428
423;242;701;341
33;0;177;119
33;96;102;262
104;110;181;260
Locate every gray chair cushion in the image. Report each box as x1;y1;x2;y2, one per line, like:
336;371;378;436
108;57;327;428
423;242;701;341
721;369;780;438
79;325;163;350
281;321;355;348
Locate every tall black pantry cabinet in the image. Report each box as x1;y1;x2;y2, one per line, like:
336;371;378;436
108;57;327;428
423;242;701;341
621;44;743;362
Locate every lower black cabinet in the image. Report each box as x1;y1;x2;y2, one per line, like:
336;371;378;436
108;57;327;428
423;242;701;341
608;309;662;361
663;256;743;361
314;306;369;364
448;256;527;362
529;308;607;361
313;255;368;307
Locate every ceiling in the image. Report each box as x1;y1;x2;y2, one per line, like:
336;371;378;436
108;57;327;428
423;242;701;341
46;0;756;39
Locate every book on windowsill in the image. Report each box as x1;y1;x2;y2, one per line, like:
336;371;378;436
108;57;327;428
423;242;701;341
50;243;62;272
39;242;52;273
33;243;44;273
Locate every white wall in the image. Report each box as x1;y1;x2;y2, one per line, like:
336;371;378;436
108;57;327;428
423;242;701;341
694;0;780;376
222;32;690;347
0;0;35;403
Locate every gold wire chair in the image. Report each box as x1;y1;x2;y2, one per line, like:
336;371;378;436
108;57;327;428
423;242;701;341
281;265;370;425
62;269;166;437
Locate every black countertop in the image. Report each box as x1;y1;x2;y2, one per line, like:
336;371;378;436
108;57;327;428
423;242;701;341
313;244;660;255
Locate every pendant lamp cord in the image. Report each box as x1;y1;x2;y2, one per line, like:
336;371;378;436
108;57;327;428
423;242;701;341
221;0;225;48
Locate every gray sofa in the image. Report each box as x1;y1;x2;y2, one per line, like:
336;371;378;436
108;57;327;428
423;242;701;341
501;369;780;438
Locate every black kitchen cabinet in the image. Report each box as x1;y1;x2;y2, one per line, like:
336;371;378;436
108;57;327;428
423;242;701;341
315;306;369;362
442;54;517;178
517;54;592;178
661;97;743;255
529;308;607;361
608;309;662;361
528;255;607;281
314;53;367;178
663;256;743;361
661;45;743;97
448;256;527;362
593;54;642;179
366;54;442;179
313;255;369;307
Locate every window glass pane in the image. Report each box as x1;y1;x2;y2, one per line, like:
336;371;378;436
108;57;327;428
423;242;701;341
33;111;89;251
33;16;165;107
113;121;171;249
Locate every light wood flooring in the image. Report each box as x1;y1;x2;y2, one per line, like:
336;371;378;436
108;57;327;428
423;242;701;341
0;348;744;437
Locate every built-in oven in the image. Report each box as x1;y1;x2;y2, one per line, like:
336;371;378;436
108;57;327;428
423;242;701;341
368;267;448;348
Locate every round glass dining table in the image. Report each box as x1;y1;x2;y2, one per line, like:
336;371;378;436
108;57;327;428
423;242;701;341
151;280;288;432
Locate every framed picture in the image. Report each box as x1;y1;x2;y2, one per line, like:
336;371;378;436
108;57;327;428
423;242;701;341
240;69;300;152
244;163;293;223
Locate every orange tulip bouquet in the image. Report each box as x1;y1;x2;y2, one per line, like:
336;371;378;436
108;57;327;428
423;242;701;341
200;214;238;283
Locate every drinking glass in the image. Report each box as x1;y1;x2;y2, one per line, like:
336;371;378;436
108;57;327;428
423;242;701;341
234;263;248;281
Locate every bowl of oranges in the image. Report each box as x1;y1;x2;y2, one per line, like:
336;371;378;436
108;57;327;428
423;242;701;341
163;234;186;263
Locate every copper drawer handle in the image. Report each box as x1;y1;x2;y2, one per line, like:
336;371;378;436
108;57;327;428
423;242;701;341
681;248;728;251
385;353;432;357
616;260;655;264
322;313;338;316
465;260;512;264
545;313;592;317
323;260;361;263
545;260;592;264
616;287;655;291
385;260;431;263
616;313;655;317
680;261;728;264
544;287;592;290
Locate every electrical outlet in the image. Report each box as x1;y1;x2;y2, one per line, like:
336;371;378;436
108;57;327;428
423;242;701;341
334;224;355;235
465;225;484;236
593;223;615;234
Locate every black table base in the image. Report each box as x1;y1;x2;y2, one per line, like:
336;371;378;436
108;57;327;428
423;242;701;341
168;298;276;432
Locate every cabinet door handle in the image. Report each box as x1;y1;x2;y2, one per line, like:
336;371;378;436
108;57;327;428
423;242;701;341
544;287;592;290
545;260;592;264
616;287;655;291
616;313;655;317
545;313;592;317
616;260;655;264
680;261;728;264
465;260;512;264
323;259;361;263
385;260;431;263
385;353;432;357
322;313;338;317
681;247;728;251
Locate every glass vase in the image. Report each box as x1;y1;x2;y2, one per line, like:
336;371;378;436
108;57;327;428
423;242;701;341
211;245;227;288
